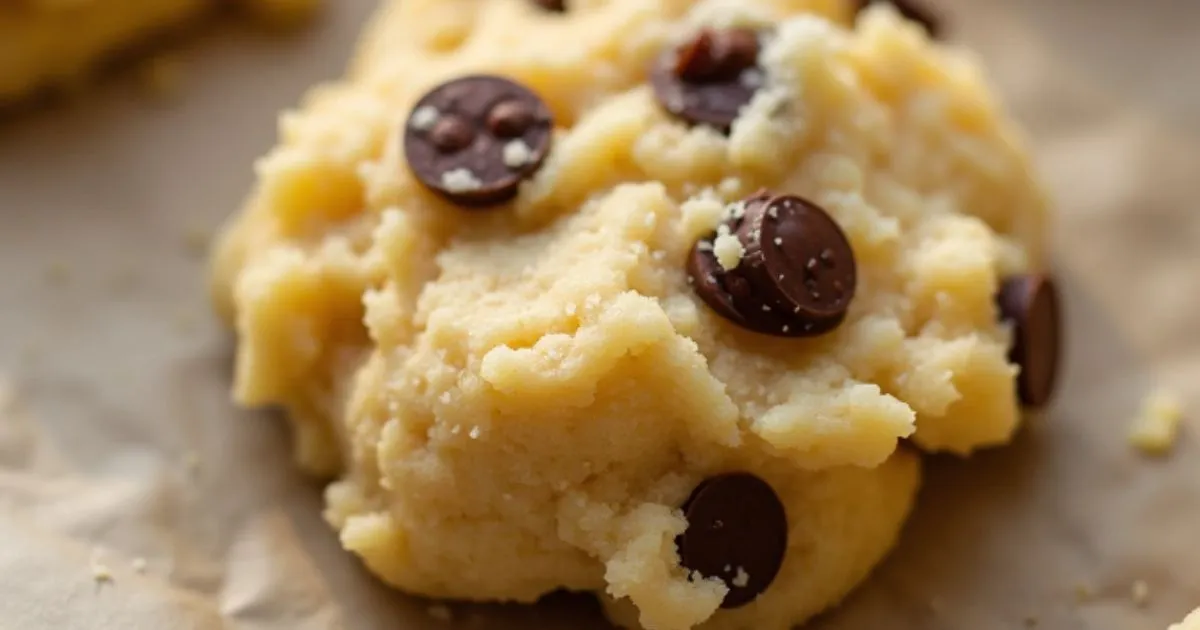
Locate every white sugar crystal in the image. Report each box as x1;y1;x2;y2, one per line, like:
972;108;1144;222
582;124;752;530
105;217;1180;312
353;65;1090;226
410;105;440;131
441;168;483;193
502;140;535;168
732;566;751;588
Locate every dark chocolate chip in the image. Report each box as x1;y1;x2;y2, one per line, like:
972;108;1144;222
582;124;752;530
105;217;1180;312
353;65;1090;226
677;473;788;609
404;75;553;207
429;116;476;153
687;191;858;337
998;274;1062;408
855;0;943;38
487;100;538;138
532;0;565;11
651;28;763;133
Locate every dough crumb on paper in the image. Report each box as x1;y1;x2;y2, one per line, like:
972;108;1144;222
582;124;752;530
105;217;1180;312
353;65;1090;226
131;557;147;574
1131;579;1150;607
1129;388;1185;455
89;548;113;584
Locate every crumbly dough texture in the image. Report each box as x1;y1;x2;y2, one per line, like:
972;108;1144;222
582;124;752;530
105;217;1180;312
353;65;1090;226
0;0;319;101
210;0;1049;628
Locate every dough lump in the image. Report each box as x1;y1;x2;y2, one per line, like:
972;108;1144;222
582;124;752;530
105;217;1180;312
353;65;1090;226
210;0;1050;628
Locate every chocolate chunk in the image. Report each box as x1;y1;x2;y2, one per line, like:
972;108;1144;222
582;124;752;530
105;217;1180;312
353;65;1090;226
687;191;858;337
532;0;565;11
677;473;788;609
404;75;554;207
855;0;943;38
651;28;764;132
998;274;1062;408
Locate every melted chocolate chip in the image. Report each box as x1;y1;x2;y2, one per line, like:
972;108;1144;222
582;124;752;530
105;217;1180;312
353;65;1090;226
687;191;858;337
652;28;764;132
404;75;553;207
998;274;1063;408
532;0;565;11
677;473;788;609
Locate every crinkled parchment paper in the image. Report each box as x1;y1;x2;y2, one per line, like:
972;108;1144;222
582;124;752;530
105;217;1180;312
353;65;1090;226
1;0;1198;628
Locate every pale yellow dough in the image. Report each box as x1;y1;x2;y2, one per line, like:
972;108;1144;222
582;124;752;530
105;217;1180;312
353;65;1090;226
1173;609;1200;630
0;0;319;101
210;0;1050;628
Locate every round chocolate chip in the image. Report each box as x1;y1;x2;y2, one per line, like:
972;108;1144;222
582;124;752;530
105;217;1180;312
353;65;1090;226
429;116;475;153
998;274;1062;408
855;0;943;38
404;75;554;207
487;100;538;138
651;28;764;133
687;191;858;337
677;473;788;609
532;0;565;11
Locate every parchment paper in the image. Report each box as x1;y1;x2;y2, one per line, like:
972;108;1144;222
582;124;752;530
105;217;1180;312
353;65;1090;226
2;0;1199;628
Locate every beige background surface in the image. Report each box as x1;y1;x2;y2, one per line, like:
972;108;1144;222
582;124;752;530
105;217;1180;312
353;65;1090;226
1;0;1198;628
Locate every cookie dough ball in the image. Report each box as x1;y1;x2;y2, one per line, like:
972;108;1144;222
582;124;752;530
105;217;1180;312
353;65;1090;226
210;0;1057;628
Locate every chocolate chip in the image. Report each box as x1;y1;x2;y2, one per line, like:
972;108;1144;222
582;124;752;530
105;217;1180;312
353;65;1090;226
404;75;553;207
652;28;763;133
487;100;538;138
532;0;565;11
677;473;788;609
855;0;943;38
998;274;1062;408
429;116;475;153
687;191;858;337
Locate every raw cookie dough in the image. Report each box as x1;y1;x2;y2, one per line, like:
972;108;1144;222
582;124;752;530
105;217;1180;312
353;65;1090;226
1173;609;1200;630
0;0;318;102
210;0;1055;628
